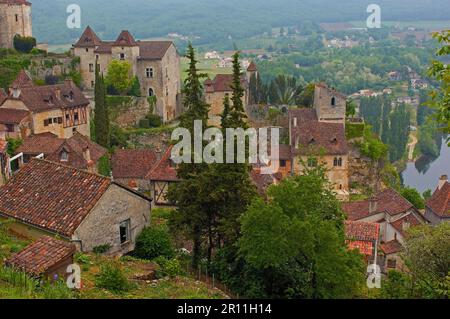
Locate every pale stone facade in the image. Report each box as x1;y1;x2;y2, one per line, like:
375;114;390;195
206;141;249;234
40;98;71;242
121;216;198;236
0;0;33;49
73;27;181;122
72;184;151;255
313;83;346;125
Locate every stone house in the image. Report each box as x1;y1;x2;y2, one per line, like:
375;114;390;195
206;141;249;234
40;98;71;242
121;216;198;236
0;0;33;49
204;62;257;126
0;71;91;139
5;236;76;280
425;175;450;225
16;132;107;173
342;188;427;272
73;27;181;122
344;220;380;264
0;158;152;256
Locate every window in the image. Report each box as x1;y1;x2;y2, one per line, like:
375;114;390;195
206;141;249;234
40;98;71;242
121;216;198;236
333;157;343;167
6;124;14;132
44;119;49;126
146;68;154;78
91;81;94;88
60;150;68;162
331;97;336;106
120;220;131;244
15;14;19;22
119;53;125;60
48;118;53;124
148;88;154;97
338;157;343;166
387;259;397;269
280;160;287;168
85;48;89;53
89;63;94;72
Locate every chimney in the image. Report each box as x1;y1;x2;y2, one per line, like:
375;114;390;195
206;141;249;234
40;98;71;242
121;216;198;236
369;198;378;214
438;175;448;190
83;146;91;163
64;78;74;87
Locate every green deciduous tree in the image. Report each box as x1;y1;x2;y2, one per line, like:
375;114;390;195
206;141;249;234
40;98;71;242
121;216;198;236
105;60;132;95
400;187;425;209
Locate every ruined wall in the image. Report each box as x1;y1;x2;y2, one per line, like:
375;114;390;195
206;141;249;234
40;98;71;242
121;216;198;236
108;96;150;128
348;145;383;192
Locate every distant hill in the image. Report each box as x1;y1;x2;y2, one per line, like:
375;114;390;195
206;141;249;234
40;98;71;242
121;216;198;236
33;0;450;45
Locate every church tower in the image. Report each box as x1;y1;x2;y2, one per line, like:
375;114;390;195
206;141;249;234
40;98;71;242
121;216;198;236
0;0;33;49
313;83;346;125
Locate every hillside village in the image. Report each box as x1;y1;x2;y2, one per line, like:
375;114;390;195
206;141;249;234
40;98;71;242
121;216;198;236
0;0;448;300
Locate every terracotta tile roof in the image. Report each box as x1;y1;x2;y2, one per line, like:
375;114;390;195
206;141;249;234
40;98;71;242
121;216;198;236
390;213;422;237
11;70;33;89
17;133;106;170
147;146;178;182
112;148;158;179
0;0;31;5
94;42;114;54
5;236;75;277
138;41;173;60
345;220;380;241
426;181;450;217
17;133;63;155
342;188;415;221
74;26;102;47
346;239;374;256
115;30;137;46
0;108;30;124
289;108;318;123
0;159;111;237
292;120;348;155
380;239;403;255
11;80;89;112
247;61;258;72
207;74;247;92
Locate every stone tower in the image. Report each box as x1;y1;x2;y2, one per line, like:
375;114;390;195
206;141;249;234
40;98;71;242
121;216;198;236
0;0;33;49
313;83;346;125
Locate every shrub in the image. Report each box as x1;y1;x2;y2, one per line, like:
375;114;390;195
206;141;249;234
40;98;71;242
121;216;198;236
93;244;111;255
154;257;182;279
95;262;131;293
128;76;141;97
98;155;111;177
13;35;36;53
146;114;162;127
134;226;175;260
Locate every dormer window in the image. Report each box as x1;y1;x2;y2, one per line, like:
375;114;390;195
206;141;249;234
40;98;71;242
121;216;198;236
60;150;69;162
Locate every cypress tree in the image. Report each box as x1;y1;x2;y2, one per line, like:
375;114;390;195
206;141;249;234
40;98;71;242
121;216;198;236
94;62;110;148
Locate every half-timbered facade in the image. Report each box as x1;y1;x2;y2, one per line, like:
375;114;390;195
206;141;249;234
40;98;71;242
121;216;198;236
147;146;179;206
0;71;91;139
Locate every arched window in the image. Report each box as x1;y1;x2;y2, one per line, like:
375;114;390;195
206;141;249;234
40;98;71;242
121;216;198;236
333;157;338;166
338;157;343;166
331;96;336;106
148;88;154;97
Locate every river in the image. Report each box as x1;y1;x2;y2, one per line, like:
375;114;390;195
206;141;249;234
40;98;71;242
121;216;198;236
402;136;450;194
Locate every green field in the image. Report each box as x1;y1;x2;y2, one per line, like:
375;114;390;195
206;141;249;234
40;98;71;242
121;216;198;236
349;20;450;30
180;57;232;82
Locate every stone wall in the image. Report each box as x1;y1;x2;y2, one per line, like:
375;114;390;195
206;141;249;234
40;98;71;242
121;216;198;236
314;85;346;124
72;184;151;255
0;3;32;48
108;96;151;128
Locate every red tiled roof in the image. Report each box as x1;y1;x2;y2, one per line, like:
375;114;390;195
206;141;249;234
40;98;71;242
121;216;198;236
10;81;89;112
138;41;173;60
292;120;348;155
346;240;374;256
147;146;178;182
74;26;102;47
390;213;422;237
5;236;75;277
0;159;111;237
289;108;318;123
345;220;380;241
207;74;247;92
0;108;30;124
426;181;450;217
380;239;403;255
11;70;33;89
17;133;106;170
94;42;114;54
250;168;279;196
115;30;137;46
342;188;415;221
112;148;158;179
0;89;6;105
